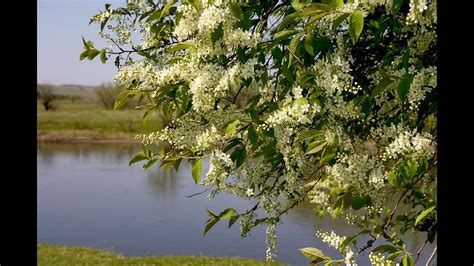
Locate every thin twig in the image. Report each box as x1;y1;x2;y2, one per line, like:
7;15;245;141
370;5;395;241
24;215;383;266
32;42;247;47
383;159;438;232
186;185;214;198
287;46;304;65
425;246;437;266
414;239;428;264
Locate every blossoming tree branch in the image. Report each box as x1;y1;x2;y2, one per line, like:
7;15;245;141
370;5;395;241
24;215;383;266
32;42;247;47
81;0;437;264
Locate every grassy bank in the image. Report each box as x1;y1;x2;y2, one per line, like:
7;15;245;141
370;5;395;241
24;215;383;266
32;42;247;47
37;244;284;266
37;99;163;142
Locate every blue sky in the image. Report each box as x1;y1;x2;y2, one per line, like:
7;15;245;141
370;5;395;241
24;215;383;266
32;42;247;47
37;0;124;86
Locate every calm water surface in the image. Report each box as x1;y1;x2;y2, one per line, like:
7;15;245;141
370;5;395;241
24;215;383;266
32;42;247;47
37;143;435;265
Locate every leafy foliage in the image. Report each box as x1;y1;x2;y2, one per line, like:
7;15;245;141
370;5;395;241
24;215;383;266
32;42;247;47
84;0;437;264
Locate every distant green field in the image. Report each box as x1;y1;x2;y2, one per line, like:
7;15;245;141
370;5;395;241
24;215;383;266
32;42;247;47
37;244;284;266
46;84;98;99
37;97;164;142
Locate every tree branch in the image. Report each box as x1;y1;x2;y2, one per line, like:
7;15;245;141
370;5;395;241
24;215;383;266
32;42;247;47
425;246;436;266
186;185;214;198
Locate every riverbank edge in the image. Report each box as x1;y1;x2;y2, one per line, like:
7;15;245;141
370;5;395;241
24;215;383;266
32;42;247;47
37;130;141;143
37;243;284;265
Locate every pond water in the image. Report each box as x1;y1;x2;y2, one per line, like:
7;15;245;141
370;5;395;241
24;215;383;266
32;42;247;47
37;143;435;265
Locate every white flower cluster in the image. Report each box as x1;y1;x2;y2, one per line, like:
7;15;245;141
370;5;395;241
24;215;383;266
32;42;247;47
315;230;346;250
408;26;436;56
195;125;225;151
313;42;363;120
345;249;357;266
200;149;233;186
383;130;435;160
189;59;257;112
368;252;399;266
370;123;411;146
407;0;429;24
239;212;257;237
265;98;319;128
197;5;227;35
174;4;199;41
407;66;437;111
265;223;277;261
92;10;112;23
326;153;386;188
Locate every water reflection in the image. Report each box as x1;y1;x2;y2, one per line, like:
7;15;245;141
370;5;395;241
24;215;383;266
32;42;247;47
37;143;435;265
146;168;179;200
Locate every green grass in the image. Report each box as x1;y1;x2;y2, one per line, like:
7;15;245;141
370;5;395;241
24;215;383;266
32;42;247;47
37;99;164;142
37;244;285;266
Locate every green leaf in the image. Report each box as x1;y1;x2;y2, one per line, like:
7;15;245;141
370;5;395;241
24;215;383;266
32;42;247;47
225;120;241;136
87;49;100;60
338;230;371;253
387;251;403;261
300;3;333;16
293;97;308;108
79;50;89;61
165;57;184;65
371;78;393;99
114;90;137;110
415;206;435;225
146;10;162;23
274;30;299;42
228;215;239;228
272;46;283;63
231;146;246;168
129;151;151;166
160;0;177;19
322;0;343;8
278;12;300;31
82;37;90;49
218;208;236;219
305;140;327;155
396;74;414;101
254;218;268;227
229;2;243;20
142;106;156;125
339;235;357;253
402;254;414;266
332;13;350;31
291;0;307;11
349;11;364;44
248;125;259;147
190;0;200;10
143;158;158;170
206;208;217;218
211;23;224;45
307;12;329;24
191;158;202;184
351;194;369;210
289;34;301;56
223;139;243;153
297;130;324;142
299;247;330;263
358;97;369;118
372;245;398;254
391;0;404;15
175;86;190;113
203;217;219;236
319;151;336;165
167;41;194;53
173;158;182;172
282;63;295;82
99;49;107;63
304;33;316;56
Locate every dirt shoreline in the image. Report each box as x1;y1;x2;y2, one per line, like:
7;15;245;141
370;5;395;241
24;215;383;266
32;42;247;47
37;131;141;144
